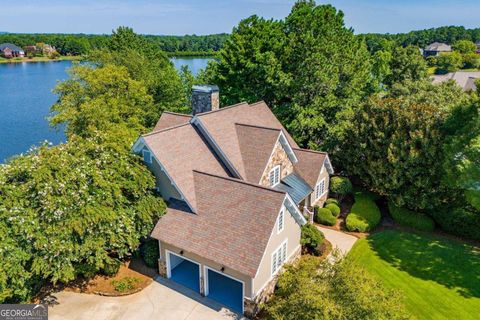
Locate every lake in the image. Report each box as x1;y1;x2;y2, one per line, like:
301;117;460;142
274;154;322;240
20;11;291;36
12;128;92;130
0;57;212;162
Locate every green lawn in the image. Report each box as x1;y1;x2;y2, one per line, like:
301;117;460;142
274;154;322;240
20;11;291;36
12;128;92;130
348;230;480;320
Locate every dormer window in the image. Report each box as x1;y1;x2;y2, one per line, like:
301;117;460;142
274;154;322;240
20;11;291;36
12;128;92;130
142;149;152;164
269;165;280;186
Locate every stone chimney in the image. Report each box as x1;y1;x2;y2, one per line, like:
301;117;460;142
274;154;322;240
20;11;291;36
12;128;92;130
191;85;219;115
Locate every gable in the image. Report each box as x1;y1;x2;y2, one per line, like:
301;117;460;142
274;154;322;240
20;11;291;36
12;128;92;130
259;137;294;187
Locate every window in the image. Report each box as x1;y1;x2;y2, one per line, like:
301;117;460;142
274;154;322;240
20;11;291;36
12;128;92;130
315;179;326;200
142;149;152;164
271;240;288;275
277;209;284;233
269;165;281;186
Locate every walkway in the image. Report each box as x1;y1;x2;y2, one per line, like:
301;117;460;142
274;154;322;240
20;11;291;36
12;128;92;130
49;277;246;320
316;226;358;255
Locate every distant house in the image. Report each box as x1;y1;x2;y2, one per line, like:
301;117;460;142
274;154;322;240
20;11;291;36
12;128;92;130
476;41;480;54
424;42;452;57
431;71;480;91
0;43;25;58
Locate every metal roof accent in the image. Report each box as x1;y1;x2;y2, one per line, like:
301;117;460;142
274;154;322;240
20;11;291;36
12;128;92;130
192;85;219;93
275;172;312;204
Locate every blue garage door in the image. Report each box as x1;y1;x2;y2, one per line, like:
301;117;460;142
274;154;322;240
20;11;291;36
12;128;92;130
207;269;243;313
169;253;200;292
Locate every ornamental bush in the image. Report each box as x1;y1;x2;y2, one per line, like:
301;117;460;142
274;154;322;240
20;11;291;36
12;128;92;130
326;203;341;217
429;205;480;241
142;238;160;268
315;207;336;226
325;198;339;206
330;176;353;199
388;202;435;232
300;224;325;255
346;191;381;232
102;258;121;277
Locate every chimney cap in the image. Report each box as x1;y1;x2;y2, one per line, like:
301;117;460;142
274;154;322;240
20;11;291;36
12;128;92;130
192;85;219;93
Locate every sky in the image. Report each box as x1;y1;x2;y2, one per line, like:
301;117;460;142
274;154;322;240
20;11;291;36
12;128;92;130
0;0;478;35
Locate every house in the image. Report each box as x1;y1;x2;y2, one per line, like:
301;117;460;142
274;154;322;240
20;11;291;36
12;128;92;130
0;43;25;58
132;85;333;316
423;42;452;57
476;41;480;54
431;71;480;91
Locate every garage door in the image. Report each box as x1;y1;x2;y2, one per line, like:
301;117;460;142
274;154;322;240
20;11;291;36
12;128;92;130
167;252;200;292
205;268;243;313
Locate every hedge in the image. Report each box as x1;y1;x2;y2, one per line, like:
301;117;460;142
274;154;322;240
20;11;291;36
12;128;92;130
300;224;325;255
325;198;339;206
430;205;480;241
315;207;336;226
330;176;353;197
346;191;381;232
388;202;435;232
142;239;159;268
325;203;341;217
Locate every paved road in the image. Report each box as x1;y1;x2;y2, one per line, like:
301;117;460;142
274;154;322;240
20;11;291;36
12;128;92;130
49;277;245;320
317;226;358;255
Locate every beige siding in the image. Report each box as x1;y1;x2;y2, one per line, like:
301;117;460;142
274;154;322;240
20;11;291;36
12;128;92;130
260;140;294;187
253;204;301;295
144;149;182;201
310;164;330;207
159;241;253;298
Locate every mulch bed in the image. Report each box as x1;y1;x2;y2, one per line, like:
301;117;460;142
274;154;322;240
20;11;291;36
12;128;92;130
34;257;157;303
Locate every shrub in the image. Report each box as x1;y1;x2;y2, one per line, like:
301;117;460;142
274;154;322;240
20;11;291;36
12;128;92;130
325;198;339;206
300;224;325;255
345;213;369;232
326;203;341;217
111;277;140;293
388;202;435;232
102;258;121;276
315;207;336;226
265;256;410;320
142;239;159;268
345;191;381;232
330;176;353;199
436;52;463;74
430;205;480;241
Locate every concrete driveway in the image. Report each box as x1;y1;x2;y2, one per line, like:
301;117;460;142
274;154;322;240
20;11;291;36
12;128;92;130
317;226;358;255
49;277;246;320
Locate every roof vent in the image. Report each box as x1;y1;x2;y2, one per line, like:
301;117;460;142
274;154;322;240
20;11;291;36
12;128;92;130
191;85;219;115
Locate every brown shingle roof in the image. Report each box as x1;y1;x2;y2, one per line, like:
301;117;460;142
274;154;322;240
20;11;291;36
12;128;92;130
196;101;298;179
293;148;327;188
153;112;192;131
235;123;281;183
142;124;228;211
151;171;287;277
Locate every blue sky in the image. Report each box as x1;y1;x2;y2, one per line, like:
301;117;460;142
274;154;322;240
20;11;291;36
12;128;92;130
0;0;478;35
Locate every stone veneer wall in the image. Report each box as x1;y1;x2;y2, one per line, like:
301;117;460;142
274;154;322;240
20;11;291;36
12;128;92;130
260;140;294;186
244;246;302;318
192;91;220;115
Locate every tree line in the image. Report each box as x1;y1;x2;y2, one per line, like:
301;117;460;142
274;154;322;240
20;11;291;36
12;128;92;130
0;32;228;56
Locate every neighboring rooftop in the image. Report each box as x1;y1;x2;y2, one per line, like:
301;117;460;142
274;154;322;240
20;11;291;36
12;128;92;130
0;43;23;51
431;71;480;91
424;42;452;52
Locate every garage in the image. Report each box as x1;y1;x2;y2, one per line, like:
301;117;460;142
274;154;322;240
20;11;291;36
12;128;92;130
167;251;200;293
205;267;244;313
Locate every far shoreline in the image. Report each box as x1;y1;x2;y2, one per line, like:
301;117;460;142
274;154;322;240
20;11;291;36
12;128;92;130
0;56;83;64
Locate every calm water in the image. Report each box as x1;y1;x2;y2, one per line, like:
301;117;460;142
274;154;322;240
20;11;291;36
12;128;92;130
0;57;211;162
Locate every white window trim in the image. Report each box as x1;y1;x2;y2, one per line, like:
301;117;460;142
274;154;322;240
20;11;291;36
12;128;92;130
315;178;327;200
271;239;288;277
269;165;281;187
142;149;152;164
277;208;285;234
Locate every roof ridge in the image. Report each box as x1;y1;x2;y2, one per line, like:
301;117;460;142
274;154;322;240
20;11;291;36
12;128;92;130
196;101;249;116
192;170;286;195
234;122;281;131
163;111;192;117
142;122;191;137
293;147;328;155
